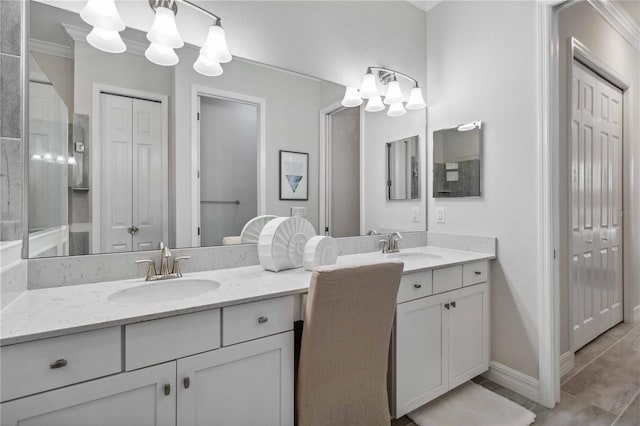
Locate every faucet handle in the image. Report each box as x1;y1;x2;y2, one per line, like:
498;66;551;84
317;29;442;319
136;259;157;281
380;239;389;253
172;256;191;277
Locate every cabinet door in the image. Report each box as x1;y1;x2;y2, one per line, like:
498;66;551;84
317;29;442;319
177;331;294;426
1;362;176;426
394;292;449;417
448;282;489;389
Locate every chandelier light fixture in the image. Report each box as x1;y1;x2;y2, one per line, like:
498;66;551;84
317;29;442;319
341;67;426;117
79;0;232;76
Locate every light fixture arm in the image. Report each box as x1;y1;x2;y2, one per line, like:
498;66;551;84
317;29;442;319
369;66;420;88
149;0;222;25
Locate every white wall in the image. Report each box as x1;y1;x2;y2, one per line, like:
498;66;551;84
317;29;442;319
427;1;540;378
558;1;640;353
363;110;427;233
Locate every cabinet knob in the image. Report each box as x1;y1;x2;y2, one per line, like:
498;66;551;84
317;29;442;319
444;303;450;310
183;377;190;389
413;283;422;289
164;384;171;396
451;301;457;308
258;316;269;324
474;271;482;275
49;359;68;369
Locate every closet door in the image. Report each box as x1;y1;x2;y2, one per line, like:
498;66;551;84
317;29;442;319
571;61;624;350
132;99;163;251
100;94;133;253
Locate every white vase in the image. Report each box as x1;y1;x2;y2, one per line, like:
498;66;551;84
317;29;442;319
258;216;316;272
303;236;338;271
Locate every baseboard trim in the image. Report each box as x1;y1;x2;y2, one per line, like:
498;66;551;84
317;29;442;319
559;351;575;378
483;361;540;403
634;304;640;324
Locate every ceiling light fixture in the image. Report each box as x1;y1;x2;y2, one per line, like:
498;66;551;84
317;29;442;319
79;0;232;75
341;67;426;117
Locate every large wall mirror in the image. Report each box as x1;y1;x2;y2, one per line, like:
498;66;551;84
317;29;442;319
26;0;427;258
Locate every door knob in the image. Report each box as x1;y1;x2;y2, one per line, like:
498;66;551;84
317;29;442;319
451;301;457;308
128;226;139;235
444;303;450;310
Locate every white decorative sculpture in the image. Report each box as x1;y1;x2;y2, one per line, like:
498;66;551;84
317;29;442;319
240;215;278;244
303;236;338;271
258;216;316;272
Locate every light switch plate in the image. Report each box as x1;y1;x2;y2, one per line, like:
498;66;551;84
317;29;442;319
291;207;307;218
412;206;420;222
436;207;446;223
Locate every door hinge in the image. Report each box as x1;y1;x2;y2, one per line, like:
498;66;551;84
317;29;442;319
197;112;200;120
325;226;329;233
197;227;201;236
553;249;557;260
197;170;200;178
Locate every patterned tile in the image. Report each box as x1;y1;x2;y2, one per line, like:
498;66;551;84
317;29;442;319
529;392;617;426
1;0;21;56
615;392;640;426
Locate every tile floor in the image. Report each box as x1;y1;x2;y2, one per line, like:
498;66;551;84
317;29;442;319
392;322;640;426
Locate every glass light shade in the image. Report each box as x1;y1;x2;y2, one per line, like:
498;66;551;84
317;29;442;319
31;154;42;161
147;6;184;49
384;80;404;105
145;42;179;66
67;157;77;165
43;153;53;162
341;87;363;108
359;72;378;99
405;87;426;110
200;25;232;64
56;155;67;164
87;27;126;54
80;0;125;32
193;54;223;77
387;102;406;117
365;95;385;112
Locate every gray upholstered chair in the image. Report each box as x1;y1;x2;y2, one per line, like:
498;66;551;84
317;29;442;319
296;261;403;426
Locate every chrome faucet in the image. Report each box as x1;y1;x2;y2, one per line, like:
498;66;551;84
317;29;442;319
380;232;402;254
136;242;191;281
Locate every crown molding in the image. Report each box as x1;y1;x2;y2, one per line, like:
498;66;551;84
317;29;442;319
587;0;640;51
61;23;148;57
29;39;74;59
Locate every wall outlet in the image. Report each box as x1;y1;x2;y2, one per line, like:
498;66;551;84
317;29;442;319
436;207;446;223
412;206;420;222
291;207;307;218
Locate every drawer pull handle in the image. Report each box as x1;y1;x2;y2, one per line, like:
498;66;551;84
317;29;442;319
444;303;450;310
258;316;269;324
164;384;171;396
451;301;457;308
474;271;482;275
183;377;190;389
50;359;68;369
413;284;422;289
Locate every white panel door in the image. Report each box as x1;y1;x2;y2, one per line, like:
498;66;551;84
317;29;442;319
394;291;449;417
1;362;176;426
177;332;294;426
571;61;624;350
132;99;163;251
448;283;489;389
100;93;133;253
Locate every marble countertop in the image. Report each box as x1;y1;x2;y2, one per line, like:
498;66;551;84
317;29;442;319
0;246;494;346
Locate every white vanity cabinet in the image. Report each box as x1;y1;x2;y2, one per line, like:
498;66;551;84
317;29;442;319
1;362;176;426
392;263;489;418
1;296;295;426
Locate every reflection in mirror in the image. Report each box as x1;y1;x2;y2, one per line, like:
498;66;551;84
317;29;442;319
26;0;427;258
386;136;420;201
433;121;482;198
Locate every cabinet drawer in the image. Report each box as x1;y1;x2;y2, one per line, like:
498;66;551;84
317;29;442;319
223;296;294;346
433;265;462;294
397;271;433;303
125;309;220;371
1;327;121;402
463;261;488;287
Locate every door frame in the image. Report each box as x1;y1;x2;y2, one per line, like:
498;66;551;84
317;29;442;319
566;37;630;353
319;102;365;236
190;85;266;247
91;84;169;253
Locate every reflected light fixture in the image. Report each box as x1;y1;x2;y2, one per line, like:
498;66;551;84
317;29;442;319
79;0;232;76
457;120;482;132
31;154;42;161
341;67;426;117
67;157;78;165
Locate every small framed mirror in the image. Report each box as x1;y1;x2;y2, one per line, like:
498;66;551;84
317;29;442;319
433;121;482;198
386;135;420;200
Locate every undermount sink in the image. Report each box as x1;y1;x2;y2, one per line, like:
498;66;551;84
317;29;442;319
108;279;221;303
386;252;443;260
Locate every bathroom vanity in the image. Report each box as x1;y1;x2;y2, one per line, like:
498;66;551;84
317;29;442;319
0;246;493;425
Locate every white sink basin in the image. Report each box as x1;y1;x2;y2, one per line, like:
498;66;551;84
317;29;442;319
108;279;221;303
386;252;443;260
